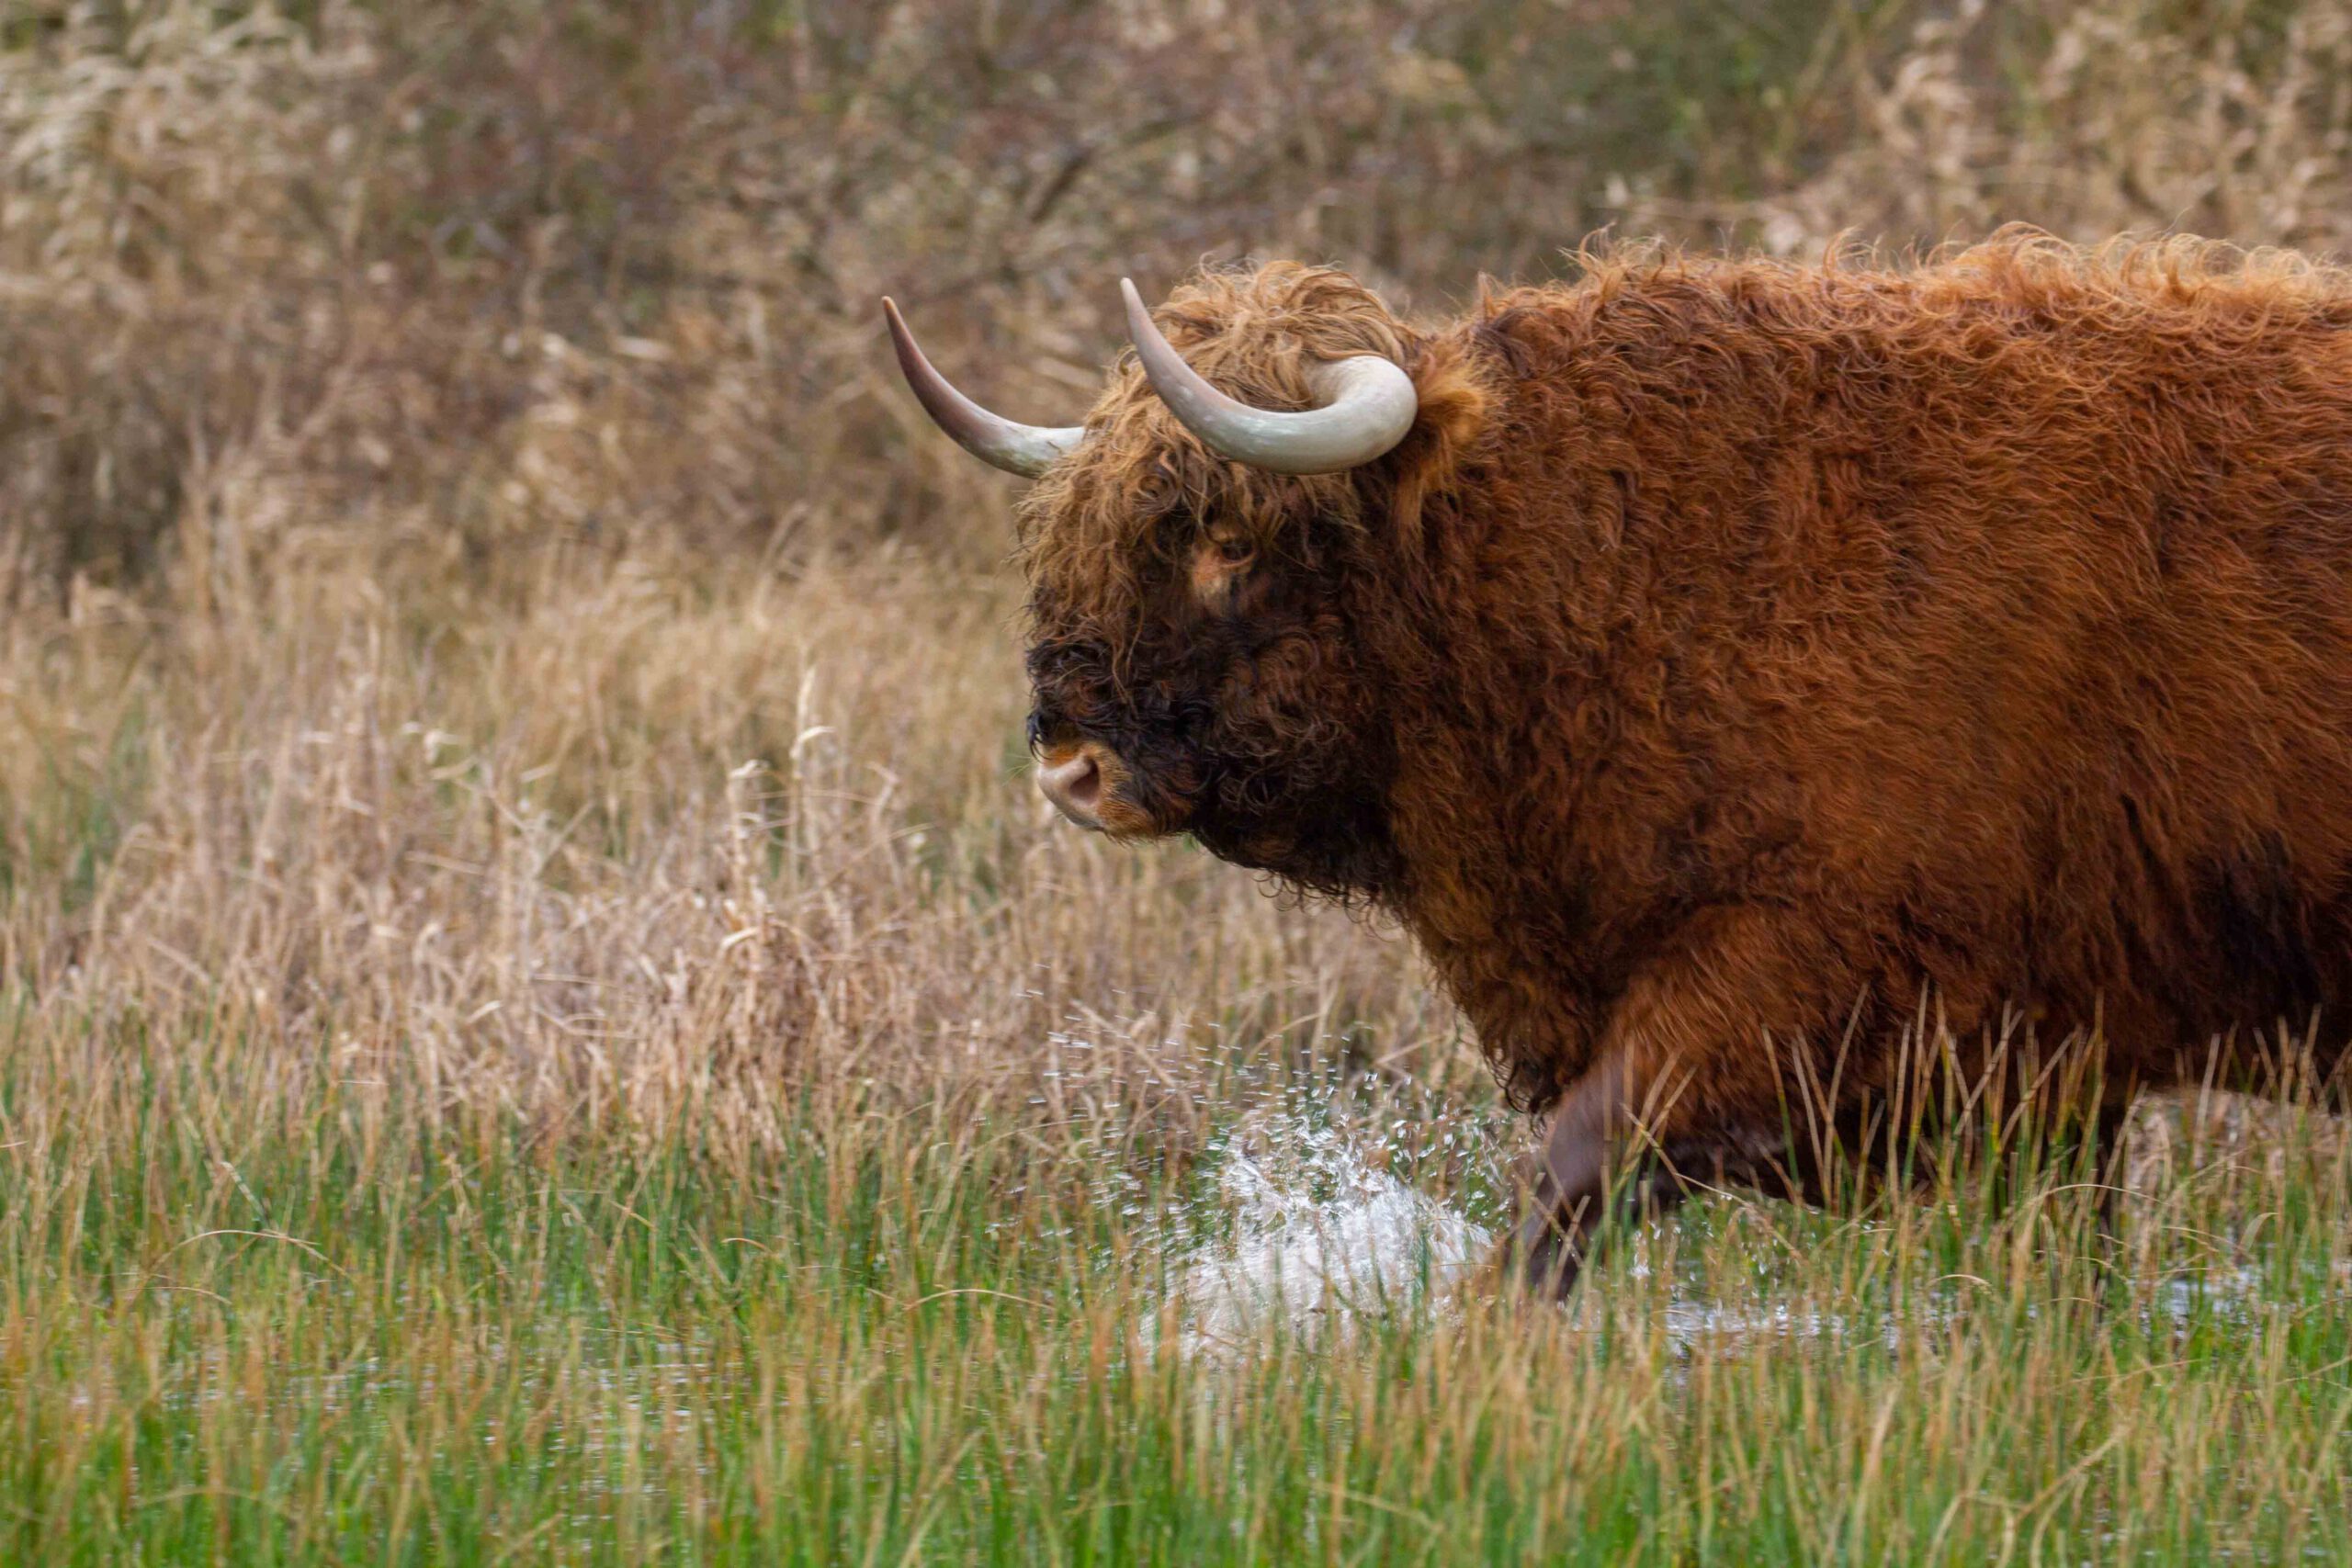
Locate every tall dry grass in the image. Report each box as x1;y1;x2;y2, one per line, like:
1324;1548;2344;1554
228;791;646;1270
0;549;1466;1165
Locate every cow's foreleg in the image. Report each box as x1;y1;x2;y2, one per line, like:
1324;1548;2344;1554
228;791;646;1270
1506;1063;1692;1298
1493;908;1852;1300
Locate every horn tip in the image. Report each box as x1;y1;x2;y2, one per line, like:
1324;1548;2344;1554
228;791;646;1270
880;299;921;373
1119;278;1159;345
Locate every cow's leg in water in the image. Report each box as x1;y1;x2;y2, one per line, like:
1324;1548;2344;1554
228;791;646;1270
1494;908;1851;1299
1508;1059;1690;1298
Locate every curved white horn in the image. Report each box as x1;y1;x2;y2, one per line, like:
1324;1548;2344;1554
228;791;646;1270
1119;277;1419;476
883;299;1084;478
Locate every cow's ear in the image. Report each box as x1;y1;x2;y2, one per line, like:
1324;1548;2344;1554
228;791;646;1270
1385;334;1493;547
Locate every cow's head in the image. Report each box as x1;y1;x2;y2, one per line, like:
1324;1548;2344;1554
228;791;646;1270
886;264;1486;897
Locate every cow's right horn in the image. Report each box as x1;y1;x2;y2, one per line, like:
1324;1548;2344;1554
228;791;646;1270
1120;278;1419;476
884;299;1085;478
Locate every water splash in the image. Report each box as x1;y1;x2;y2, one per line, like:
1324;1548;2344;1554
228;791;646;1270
1161;1108;1493;1354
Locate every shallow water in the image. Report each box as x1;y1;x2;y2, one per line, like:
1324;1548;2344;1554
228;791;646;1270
1155;1103;2299;1357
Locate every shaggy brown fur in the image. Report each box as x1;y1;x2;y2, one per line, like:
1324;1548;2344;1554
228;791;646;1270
1012;231;2352;1288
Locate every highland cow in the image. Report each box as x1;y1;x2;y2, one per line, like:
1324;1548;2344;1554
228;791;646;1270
885;233;2352;1293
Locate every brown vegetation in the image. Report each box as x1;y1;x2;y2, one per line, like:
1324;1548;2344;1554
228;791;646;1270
5;0;2352;1176
9;0;2352;598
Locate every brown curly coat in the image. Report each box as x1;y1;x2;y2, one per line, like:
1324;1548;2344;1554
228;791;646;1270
1014;232;2352;1286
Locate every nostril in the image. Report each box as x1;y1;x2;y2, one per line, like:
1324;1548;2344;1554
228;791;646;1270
1037;748;1108;828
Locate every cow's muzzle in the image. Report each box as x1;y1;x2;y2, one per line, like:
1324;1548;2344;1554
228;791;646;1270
1036;741;1113;829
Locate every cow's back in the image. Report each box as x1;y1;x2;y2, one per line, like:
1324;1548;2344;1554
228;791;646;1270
1402;242;2352;1110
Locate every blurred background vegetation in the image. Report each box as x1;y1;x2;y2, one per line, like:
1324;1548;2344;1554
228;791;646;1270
6;0;2349;602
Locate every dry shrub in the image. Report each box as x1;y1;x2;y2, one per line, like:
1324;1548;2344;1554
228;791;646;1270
10;0;2351;602
1746;0;2352;253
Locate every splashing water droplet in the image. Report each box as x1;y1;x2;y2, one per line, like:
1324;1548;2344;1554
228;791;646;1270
1155;1106;1493;1355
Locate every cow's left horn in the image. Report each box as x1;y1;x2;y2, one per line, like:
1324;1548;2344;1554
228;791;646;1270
884;299;1085;477
1120;277;1419;476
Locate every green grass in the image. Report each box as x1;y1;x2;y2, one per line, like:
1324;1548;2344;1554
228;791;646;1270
0;555;2344;1562
6;1028;2350;1565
